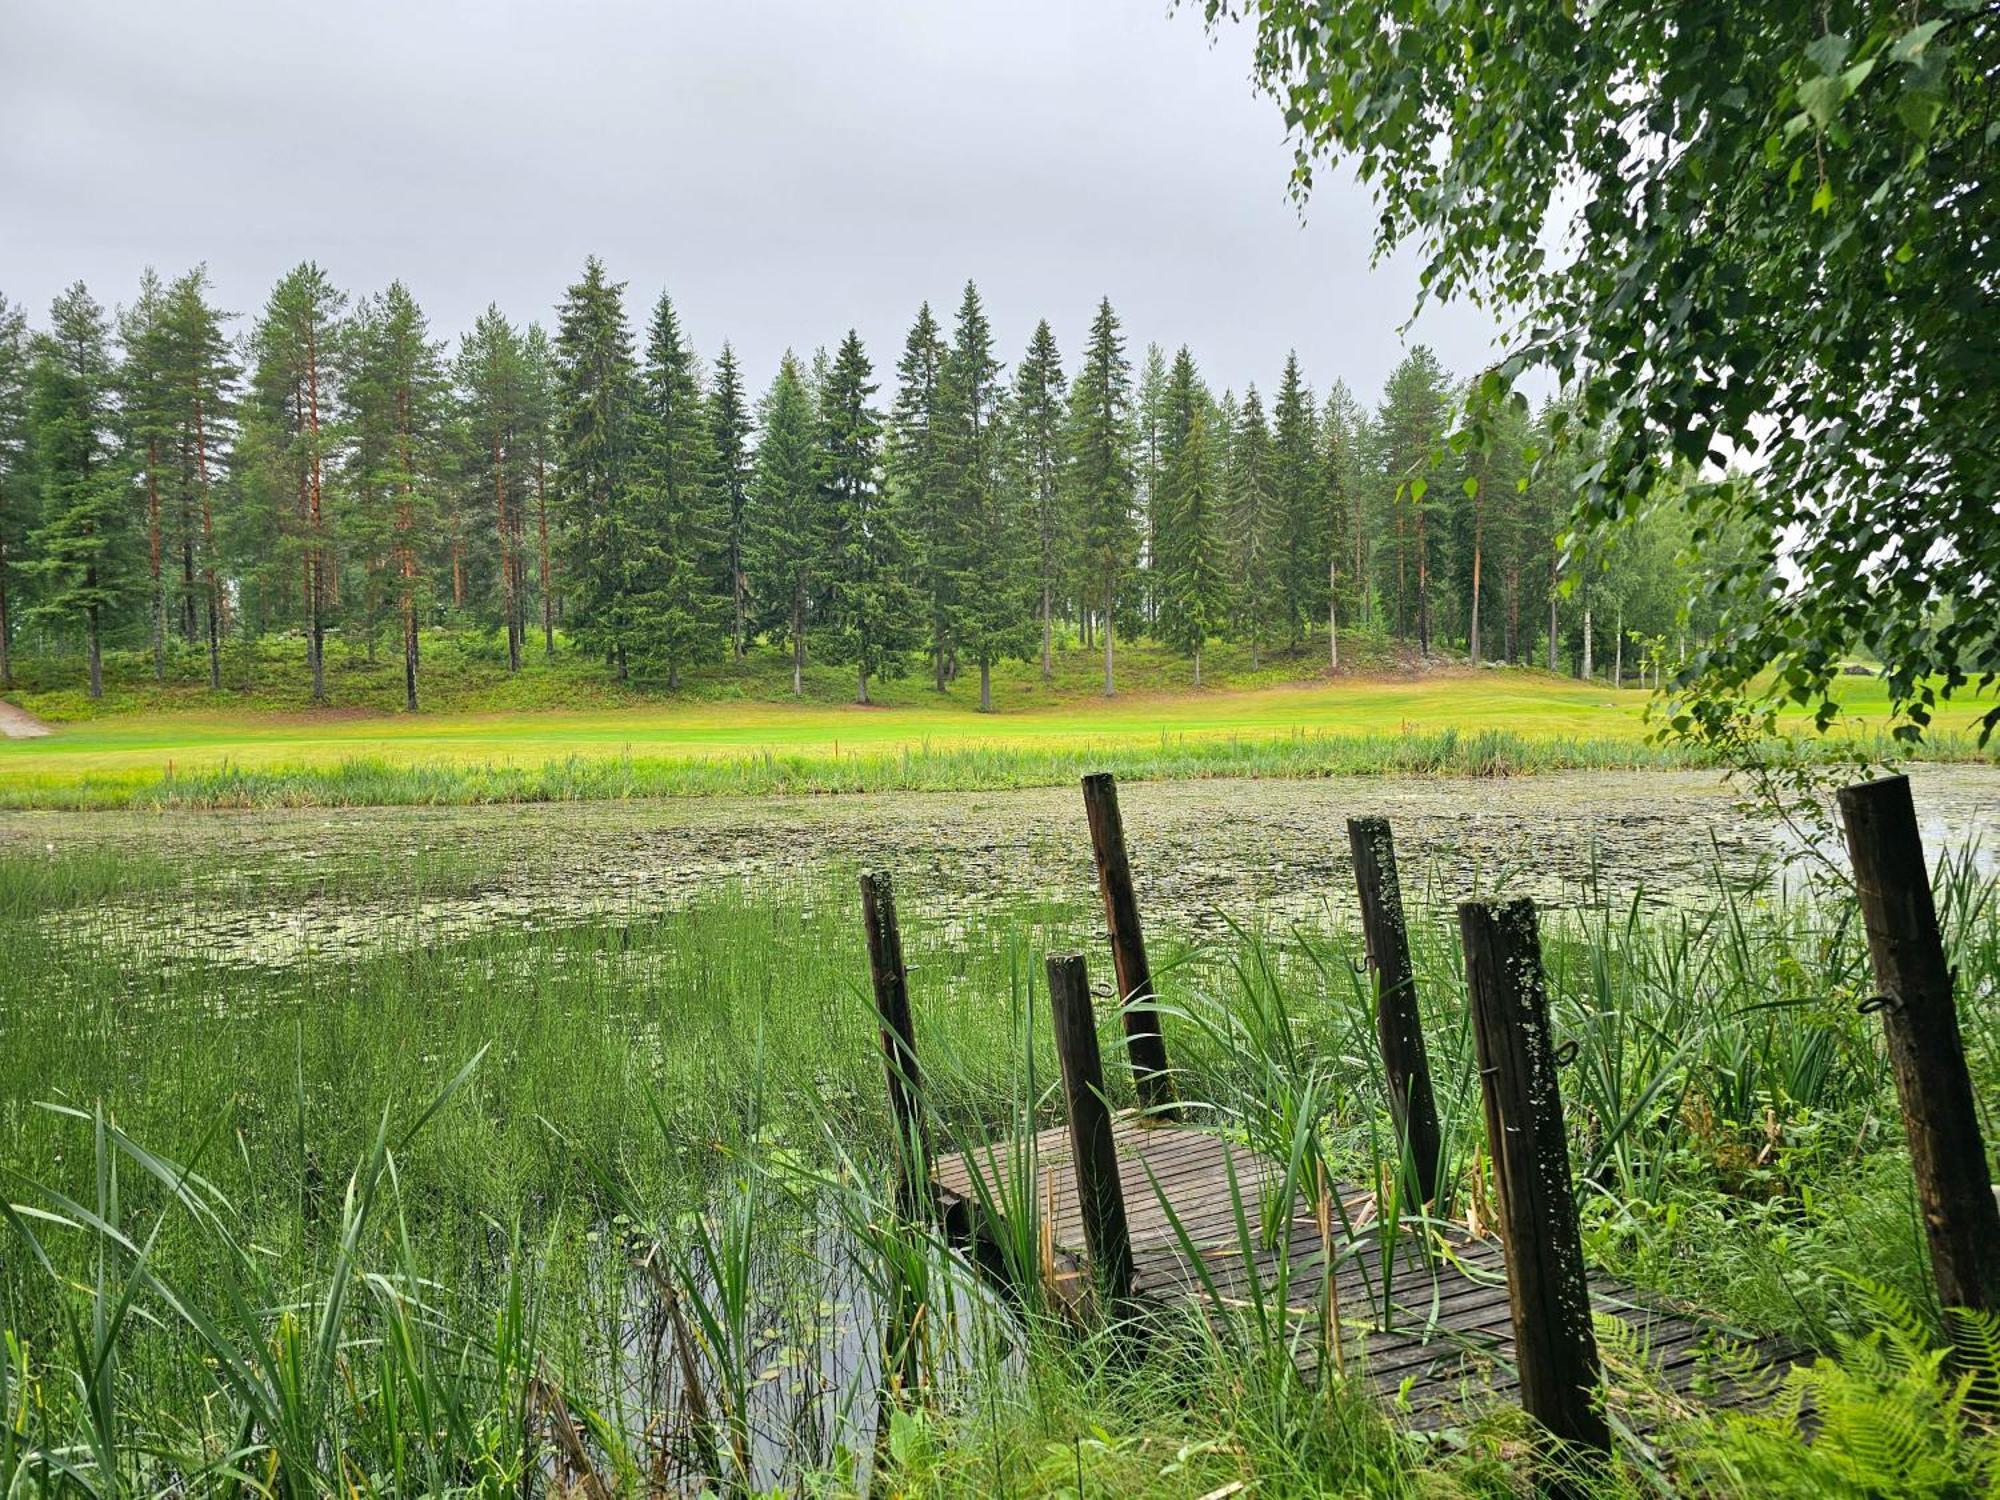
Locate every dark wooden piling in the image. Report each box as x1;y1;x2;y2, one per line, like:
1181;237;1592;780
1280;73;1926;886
1047;952;1135;1310
1347;816;1442;1203
1459;897;1609;1461
1081;772;1178;1119
1837;775;2000;1332
861;871;930;1216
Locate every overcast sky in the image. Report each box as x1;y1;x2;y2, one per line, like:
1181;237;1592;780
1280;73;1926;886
2;0;1504;405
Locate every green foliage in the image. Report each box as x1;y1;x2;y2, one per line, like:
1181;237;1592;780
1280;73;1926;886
1210;0;2000;745
747;352;825;694
820;329;918;702
1066;297;1137;689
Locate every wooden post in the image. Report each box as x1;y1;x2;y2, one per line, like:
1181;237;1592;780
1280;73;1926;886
1081;772;1178;1119
1837;775;2000;1328
1347;816;1442;1203
861;871;930;1216
1047;952;1135;1311
1459;898;1609;1460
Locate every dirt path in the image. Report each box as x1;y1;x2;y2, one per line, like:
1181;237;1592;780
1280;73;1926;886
0;701;51;739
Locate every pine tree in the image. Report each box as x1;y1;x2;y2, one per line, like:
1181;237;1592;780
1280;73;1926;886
706;342;753;661
456;305;530;670
520;323;559;658
0;293;30;689
1010;319;1067;681
1226;386;1282;667
119;270;176;680
244;263;346;700
553;256;642;680
160;268;236;689
633;291;725;689
884;304;951;689
747;353;824;696
25;283;127;699
820;330;917;703
1156;360;1228;686
348;282;447;710
1067;297;1135;696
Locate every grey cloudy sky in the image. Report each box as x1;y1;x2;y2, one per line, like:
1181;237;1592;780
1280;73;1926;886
2;0;1503;404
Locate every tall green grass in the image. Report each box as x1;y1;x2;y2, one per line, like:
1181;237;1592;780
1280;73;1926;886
0;821;1995;1493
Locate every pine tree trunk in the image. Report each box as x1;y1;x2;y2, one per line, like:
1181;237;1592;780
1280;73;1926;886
733;567;746;661
1414;502;1431;658
403;596;419;713
496;435;518;672
306;326;327;704
147;441;164;681
979;660;992;712
537;451;555;658
1547;556;1559;671
194;394;221;691
1328;556;1339;670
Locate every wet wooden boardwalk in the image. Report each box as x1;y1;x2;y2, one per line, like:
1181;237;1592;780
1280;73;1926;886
934;1119;1792;1429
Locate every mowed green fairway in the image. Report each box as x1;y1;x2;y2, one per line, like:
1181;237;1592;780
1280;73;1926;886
0;647;1979;809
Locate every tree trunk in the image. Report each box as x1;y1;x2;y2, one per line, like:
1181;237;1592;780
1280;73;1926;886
0;540;13;689
194;393;221;691
1469;532;1483;664
86;599;103;700
496;435;518;673
792;596;805;697
147;440;165;682
1102;586;1116;697
857;658;869;706
537;450;555;657
1580;603;1594;680
1041;584;1053;681
616;642;628;683
1613;605;1623;687
1414;501;1431;657
1328;556;1339;670
1546;558;1559;671
979;660;992;712
1193;647;1202;689
403;596;419;712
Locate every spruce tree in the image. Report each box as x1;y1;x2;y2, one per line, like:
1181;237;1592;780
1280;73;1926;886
1066;297;1135;696
520;323;559;657
1372;347;1452;655
1135;342;1169;628
747;353;824;696
347;282;447;710
884;304;950;689
1226;385;1282;666
1157;391;1228;687
706;342;753;660
1320;381;1366;655
244;263;346;701
553;256;642;680
938;281;1025;711
633;291;725;689
820;330;917;703
456;305;530;670
1010;319;1067;681
0;294;30;689
25;283;128;699
1271;352;1325;651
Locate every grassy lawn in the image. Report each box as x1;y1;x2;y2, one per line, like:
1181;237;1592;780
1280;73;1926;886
1;631;1985;808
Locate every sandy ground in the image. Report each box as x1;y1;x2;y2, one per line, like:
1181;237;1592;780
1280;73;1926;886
0;701;51;739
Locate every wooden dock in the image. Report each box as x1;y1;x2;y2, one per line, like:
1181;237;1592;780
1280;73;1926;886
934;1118;1791;1429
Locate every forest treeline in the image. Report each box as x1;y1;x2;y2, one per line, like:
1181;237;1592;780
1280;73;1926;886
0;261;1744;708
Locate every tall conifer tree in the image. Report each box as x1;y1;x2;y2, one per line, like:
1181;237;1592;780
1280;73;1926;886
820;331;916;703
1010;319;1067;681
25;283;127;700
747;353;824;696
634;291;725;689
160;268;236;689
553;257;642;679
706;342;754;661
1156;353;1228;686
885;304;951;689
0;294;30;689
1226;386;1282;666
1066;297;1135;696
456;305;530;669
